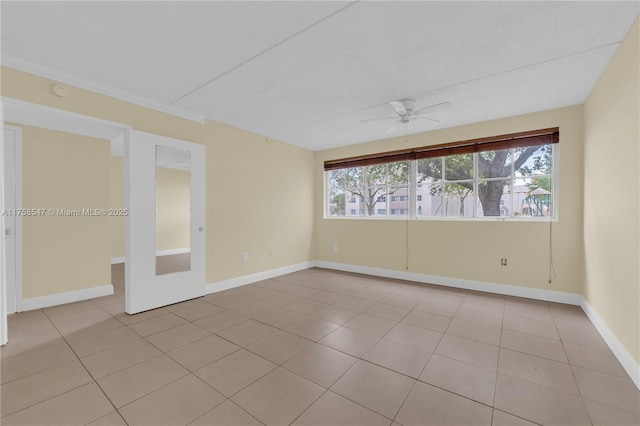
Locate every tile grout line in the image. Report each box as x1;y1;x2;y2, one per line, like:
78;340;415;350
490;293;507;426
5;269;633;425
550;304;597;425
3;306;121;423
390;288;471;424
50;303;131;425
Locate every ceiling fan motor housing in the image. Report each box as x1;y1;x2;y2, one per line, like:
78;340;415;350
400;99;415;112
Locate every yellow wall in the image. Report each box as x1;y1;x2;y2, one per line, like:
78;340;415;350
156;167;190;252
15;124;111;298
110;155;125;259
315;105;585;294
111;159;204;257
2;67;316;290
3;21;638;370
584;19;639;364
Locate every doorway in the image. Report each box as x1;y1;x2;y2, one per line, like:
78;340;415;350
1;99;206;343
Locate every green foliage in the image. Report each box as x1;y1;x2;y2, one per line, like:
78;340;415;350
328;192;345;216
417;145;552;216
329;145;553;217
329;161;409;215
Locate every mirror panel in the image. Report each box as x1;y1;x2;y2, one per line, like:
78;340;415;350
155;146;191;275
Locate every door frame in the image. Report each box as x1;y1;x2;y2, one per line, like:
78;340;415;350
1;97;130;326
1;102;7;344
2;124;23;316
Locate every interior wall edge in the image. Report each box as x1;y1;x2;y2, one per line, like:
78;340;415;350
9;255;638;391
580;297;640;390
17;283;113;312
315;260;581;305
316;260;640;391
1;56;205;124
2;67;317;286
205;261;316;294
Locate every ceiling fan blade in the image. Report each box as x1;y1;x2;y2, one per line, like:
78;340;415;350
413;101;452;115
385;119;402;134
389;101;407;115
360;116;397;123
413;116;440;123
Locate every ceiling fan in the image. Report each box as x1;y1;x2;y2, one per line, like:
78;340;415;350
362;99;452;134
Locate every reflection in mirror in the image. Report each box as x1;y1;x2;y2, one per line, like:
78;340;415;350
156;146;191;275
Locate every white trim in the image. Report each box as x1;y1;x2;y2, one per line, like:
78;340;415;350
3;125;23;315
315;260;639;390
13;126;22;314
2;55;205;124
207;258;639;390
580;297;640;390
206;262;315;294
156;248;190;257
20;284;114;312
315;261;581;305
111;257;125;265
1;103;7;344
3;97;130;140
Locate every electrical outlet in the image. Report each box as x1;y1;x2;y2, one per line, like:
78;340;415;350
242;252;249;262
500;258;508;266
332;243;338;252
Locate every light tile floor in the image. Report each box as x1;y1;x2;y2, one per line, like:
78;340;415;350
1;265;639;425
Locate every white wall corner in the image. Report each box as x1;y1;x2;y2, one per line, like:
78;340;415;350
579;297;640;390
19;284;114;312
206;262;315;294
111;257;125;265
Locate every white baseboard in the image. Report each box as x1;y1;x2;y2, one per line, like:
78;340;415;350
315;260;639;390
315;261;582;305
111;249;189;264
206;262;315;294
580;297;640;390
157;248;190;256
19;284;114;311
15;257;639;391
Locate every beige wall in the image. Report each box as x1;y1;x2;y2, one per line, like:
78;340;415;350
315;105;585;294
2;66;316;291
110;155;125;259
156;167;190;252
111;159;212;257
15;124;111;298
584;19;639;364
4;22;638;370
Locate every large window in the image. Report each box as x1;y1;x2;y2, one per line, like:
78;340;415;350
327;161;410;217
326;128;558;220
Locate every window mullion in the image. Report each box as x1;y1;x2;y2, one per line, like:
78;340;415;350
473;153;478;218
363;166;368;217
410;160;417;219
326;172;330;217
440;157;445;217
510;150;515;218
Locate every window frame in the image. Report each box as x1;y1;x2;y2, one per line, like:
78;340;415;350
324;128;559;222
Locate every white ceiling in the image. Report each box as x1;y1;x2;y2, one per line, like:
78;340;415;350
2;1;638;151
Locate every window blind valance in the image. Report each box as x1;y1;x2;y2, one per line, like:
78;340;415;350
324;127;559;171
